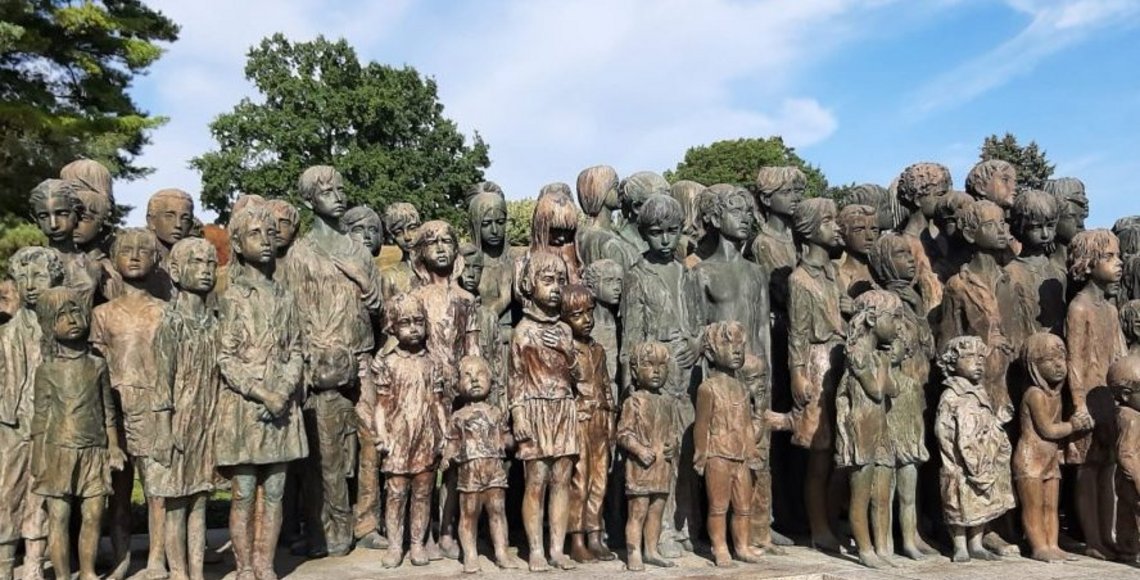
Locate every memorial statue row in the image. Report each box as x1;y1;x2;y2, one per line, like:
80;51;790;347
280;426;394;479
1;158;1139;580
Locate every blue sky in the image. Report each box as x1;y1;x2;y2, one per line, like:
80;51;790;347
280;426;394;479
118;0;1140;227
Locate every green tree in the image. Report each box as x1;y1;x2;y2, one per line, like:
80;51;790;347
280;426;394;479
506;198;535;247
0;217;47;276
192;34;491;229
1;0;179;221
664;137;829;198
979;133;1055;189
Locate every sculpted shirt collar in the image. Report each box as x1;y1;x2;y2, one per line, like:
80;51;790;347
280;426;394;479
944;375;992;410
393;346;427;360
800;250;836;281
522;303;560;324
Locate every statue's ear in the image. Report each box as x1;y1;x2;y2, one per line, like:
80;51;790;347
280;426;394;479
960;223;977;245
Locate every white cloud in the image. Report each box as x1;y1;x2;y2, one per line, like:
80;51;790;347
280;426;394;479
908;0;1140;115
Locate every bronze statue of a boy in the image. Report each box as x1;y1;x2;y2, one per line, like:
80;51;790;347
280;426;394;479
380;202;423;299
576;165;639;270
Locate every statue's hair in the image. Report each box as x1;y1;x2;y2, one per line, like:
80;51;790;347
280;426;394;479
1068;229;1119;283
519;252;568;297
629;341;671;374
583;259;622;295
29;179;84;215
412;220;461;283
670;180;706;239
965;159;1016;199
1010;189;1059;230
8;246;65;286
384;292;426;334
619;171;670;206
457;354;493;395
110;227;160;262
228;204;276;258
342;205;381;229
792;197;837;239
467;192;507;248
1022;331;1067;387
576;165;620;217
836;204;878;235
702;320;747;361
146;188;193;216
202;224;231;266
383;202;421;235
637;193;683;230
1121;300;1140;341
957;199;1004;237
1118;228;1140;257
755;166;806;201
1107;357;1140;393
231;194;265;216
465;181;504;202
896;162;952;206
843;183;902;231
168;238;218;287
937;335;988;378
1043;177;1086;201
297;165;341;203
847;289;902;350
190;217;204;238
266;199;300;224
699;184;752;224
60;159;113;199
559;283;595;317
739;354;768;389
75;190;113;232
458;242;481;261
867;232;916;289
36;287;89;349
935;190;975;224
531;189;579;248
540;182;572;198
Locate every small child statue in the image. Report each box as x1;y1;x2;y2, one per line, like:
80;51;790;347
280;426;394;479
440;355;524;574
560;284;618;563
618;341;680;571
459;243;507;402
1014;332;1093;562
1122;299;1140;355
835;204;881;304
150;238;221;580
694;321;764;567
380;202;423;300
582;259;624;392
372;293;448;569
31;287;126;580
935;336;1016;563
835;290;903;568
1108;357;1140;562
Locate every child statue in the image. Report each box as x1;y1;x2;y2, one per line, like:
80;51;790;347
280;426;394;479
380;202;423;299
843;183;904;234
29;179;98;301
931;190;974;283
63;160;118;301
1006;190;1067;345
560;284;618;563
965;159;1018;210
1123;300;1140;355
1108;357;1140;562
1014;332;1093;562
1044;177;1089;273
693;321;764;567
1065;228;1127;560
343;205;384;258
835;290;902;568
459;243;507;401
895;162;950;315
0;247;63;580
618;341;680;571
467;192;514;366
514;187;583;297
216;204;308;580
372;294;448;568
935;336;1016;563
266;199;301;258
836;204;881;304
509;252;580;572
615;172;670;252
150;238;221;580
670;180;707;266
747;167;803;314
145;188;196;300
440;355;523;573
90;227;171;580
583;259;624;390
32;287;126;580
576;165;639;270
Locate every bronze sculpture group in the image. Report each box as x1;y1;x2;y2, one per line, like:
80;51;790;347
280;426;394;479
3;156;1140;580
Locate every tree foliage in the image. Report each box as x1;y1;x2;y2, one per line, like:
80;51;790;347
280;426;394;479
664;137;829;198
192;34;491;228
506;198;535;247
979;133;1055;189
0;0;178;221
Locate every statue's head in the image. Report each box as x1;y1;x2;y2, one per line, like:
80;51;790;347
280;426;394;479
933;190;974;241
1023;331;1068;388
583;258;623;307
1068;229;1121;286
265;199;300;253
467;192;507;251
957;200;1010;252
413;220;461;280
30;179;83;245
457;355;493;402
36;287;89;347
343;206;383;256
966;159;1017;209
793;197;841;250
464;181;504;207
869;232;917;287
1044;177;1088;244
637;194;684;261
1108;355;1140;411
702;320;747;371
849;289;903;347
518;252;568;312
228;204;277;266
383;202;422;254
576;165;620;218
629;341;670;392
72;190;113;247
298;165;346;220
168;237;218;295
699;184;754;244
937;335;987;382
146;188;195;247
60;159;113;199
531;188;579;249
7;246;64;308
110;228;160;281
385;293;427;350
754;166;805;218
458;243;483;295
1120;300;1140;345
844;183;901;233
560;284;595;340
896;162;951;218
619;171;669;224
1010;189;1059;251
837;204;880;257
670;180;706;241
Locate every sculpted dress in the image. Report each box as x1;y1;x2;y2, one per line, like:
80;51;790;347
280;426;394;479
834;348;894;468
508;310;580;461
0;309;44;543
787;256;846;450
618;390;678;496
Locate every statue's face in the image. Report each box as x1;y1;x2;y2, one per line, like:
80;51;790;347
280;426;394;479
12;263;53;307
766;187;802;218
174;248;218;294
888;244;917;282
113;236;158;280
52;299;87;342
530;267;566;310
809;210;843;249
1036;344;1068;385
967;208;1010;252
392;306;427;349
632;356;667;391
34;196;79;244
348;217;382;256
562;304;594;339
272;212;297;251
309;175;346;219
74;199;109;246
458;362;491;401
1120;381;1140;413
1056;198;1089;243
478;207;507;249
1014;216;1057;250
710;333;746;371
953;349;986;382
1091;242;1123;285
148;198;194;246
718;195;754;242
640;220;681;261
872;308;900;345
459;258;483;294
389;219;421;254
593;272;623;306
843;217;880;256
1128;316;1140;346
983;169;1017;209
236;220;277;265
419;230;457;273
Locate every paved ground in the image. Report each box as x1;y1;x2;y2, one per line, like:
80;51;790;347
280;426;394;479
18;531;1136;579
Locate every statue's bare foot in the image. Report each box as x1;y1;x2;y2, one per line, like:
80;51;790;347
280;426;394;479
643;552;675;568
901;544;927;561
657;537;683;559
982;531;1018;556
494;552;525;569
857;551;887;569
812;534;842;554
951;548;970;563
528;552;550;573
968;546;1000;561
439;536;461;560
548;553;576;570
626;551;645;572
382;546;404;569
409;543;430;566
1029;549;1057;563
915;535;940;556
712;548;736;568
355;531;388;550
734;547;764;564
462;555;481;574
